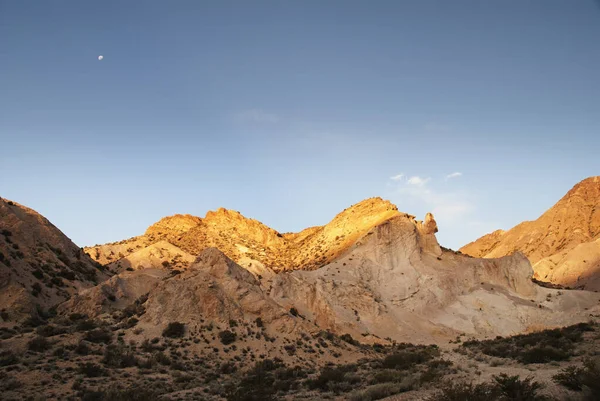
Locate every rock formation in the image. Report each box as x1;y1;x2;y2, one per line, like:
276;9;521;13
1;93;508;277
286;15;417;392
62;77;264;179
0;197;108;321
460;176;600;290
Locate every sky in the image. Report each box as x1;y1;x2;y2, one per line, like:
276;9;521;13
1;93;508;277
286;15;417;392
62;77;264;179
1;1;599;250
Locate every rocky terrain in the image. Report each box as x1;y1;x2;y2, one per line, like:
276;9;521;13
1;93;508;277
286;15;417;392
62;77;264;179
0;197;108;322
1;191;600;400
461;176;600;291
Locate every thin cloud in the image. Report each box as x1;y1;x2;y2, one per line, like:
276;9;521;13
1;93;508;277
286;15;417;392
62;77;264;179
234;109;280;124
407;176;430;186
446;172;462;180
390;173;404;181
388;175;472;223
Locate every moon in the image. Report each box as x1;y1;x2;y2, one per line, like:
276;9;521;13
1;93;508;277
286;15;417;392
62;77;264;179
98;55;104;61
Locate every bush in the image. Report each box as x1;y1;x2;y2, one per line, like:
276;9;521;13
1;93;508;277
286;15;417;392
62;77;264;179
428;374;549;401
27;336;51;352
555;358;600;397
428;381;493;401
79;362;107;377
349;383;406;401
493;374;548;401
102;344;138;368
162;322;185;338
219;330;237;345
0;350;19;366
462;322;594;364
307;364;358;391
381;345;439;370
84;328;113;344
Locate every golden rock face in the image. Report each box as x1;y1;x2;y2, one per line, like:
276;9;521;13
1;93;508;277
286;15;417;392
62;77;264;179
460;176;600;290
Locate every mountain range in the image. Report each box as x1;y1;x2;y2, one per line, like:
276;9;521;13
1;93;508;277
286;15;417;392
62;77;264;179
1;178;600;400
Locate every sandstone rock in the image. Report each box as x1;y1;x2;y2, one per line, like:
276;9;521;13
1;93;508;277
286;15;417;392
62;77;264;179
460;176;600;290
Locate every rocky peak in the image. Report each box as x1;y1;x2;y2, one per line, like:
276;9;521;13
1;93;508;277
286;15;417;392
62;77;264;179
145;214;201;236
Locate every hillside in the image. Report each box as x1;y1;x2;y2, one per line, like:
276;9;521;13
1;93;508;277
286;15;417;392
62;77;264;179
460;176;600;290
85;197;402;273
0;197;109;322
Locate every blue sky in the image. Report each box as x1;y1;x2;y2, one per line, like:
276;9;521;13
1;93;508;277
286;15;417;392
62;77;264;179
1;1;599;250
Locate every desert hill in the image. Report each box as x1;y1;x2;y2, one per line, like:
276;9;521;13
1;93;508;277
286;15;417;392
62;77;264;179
0;197;109;322
2;195;600;400
460;176;600;290
85;197;402;274
82;197;600;343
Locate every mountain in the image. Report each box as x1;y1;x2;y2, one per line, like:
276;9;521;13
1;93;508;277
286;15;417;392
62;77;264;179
85;197;600;343
85;197;402;274
3;195;600;401
460;176;600;290
0;197;109;321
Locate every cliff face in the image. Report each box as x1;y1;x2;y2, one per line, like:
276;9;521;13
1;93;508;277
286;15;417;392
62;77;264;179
269;214;595;342
460;177;600;290
0;197;108;321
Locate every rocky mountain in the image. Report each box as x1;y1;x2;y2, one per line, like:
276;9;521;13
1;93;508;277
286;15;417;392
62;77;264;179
82;197;600;343
3;194;600;400
460;176;600;290
85;197;402;274
0;197;109;322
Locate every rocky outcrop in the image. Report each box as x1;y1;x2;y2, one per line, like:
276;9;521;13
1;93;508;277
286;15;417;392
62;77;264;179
270;214;600;342
0;197;109;321
460;176;600;290
85;197;403;272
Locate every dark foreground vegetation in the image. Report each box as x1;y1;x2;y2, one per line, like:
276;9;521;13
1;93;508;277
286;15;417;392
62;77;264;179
0;311;598;401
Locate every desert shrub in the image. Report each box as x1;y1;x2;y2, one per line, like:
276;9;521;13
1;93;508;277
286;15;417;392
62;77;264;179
76;319;97;331
80;384;160;401
428;374;548;401
420;359;454;384
162;322;185;338
27;336;51;352
307;364;358;391
79;362;107;377
340;333;359;346
102;344;138;368
556;358;600;397
75;340;91;355
226;359;286;401
349;383;406;401
0;350;19;366
553;365;585;391
493;374;549;401
84;327;113;344
69;313;88;321
290;307;299;317
428;381;493;401
36;324;66;337
462;322;594;364
219;330;237;345
381;345;439;370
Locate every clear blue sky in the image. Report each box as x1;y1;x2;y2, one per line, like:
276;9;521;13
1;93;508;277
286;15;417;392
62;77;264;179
1;1;599;250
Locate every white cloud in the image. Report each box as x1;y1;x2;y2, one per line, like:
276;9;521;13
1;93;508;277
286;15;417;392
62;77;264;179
446;172;462;180
235;109;280;124
390;173;404;181
388;174;471;223
407;176;430;186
